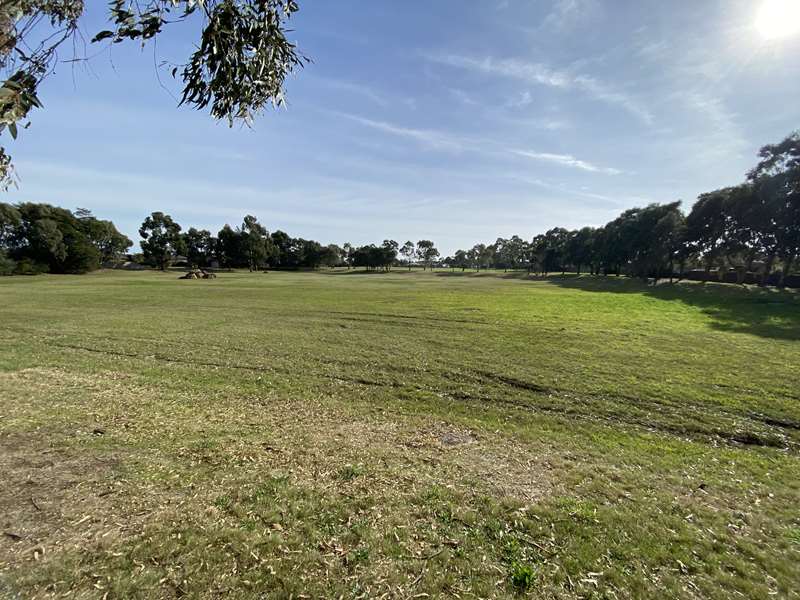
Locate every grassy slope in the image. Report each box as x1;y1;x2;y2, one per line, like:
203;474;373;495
0;269;798;599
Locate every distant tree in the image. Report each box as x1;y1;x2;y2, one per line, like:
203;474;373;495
687;184;761;283
654;204;687;282
240;215;272;271
416;240;439;270
139;212;184;271
75;210;132;262
533;228;570;276
4;203;104;273
723;184;767;281
466;243;494;271
686;190;730;276
493;238;508;270
0;202;21;247
298;239;323;268
565;227;595;275
270;230;296;268
382;239;399;271
494;236;526;271
0;202;20;273
319;244;343;268
452;249;469;271
216;224;244;268
342;242;353;269
183;228;214;268
350;244;378;270
400;240;415;270
616;202;685;281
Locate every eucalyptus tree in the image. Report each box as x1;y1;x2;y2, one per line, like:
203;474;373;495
216;224;244;268
321;244;344;268
452;249;470;271
0;202;21;247
139;212;184;271
466;243;492;271
723;184;767;279
565;227;596;275
687;184;762;282
748;132;800;286
399;241;415;270
269;230;294;268
76;210;132;262
183;228;214;268
241;215;272;271
5;202;121;273
532;228;570;276
1;0;307;188
686;189;731;276
342;243;353;269
416;240;439;270
494;235;526;271
606;203;684;280
382;239;399;271
297;239;323;269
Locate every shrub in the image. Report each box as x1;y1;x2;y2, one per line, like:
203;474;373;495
13;258;49;275
0;252;15;275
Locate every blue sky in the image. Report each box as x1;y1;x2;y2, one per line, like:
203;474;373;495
6;0;800;254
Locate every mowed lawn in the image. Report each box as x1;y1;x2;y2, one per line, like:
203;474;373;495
1;270;799;599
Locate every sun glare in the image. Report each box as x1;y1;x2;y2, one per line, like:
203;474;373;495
756;0;800;40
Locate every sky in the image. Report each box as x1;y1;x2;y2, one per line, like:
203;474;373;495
5;0;800;255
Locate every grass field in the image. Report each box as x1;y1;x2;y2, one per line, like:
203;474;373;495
1;269;799;599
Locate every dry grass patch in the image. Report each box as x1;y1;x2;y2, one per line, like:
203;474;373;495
0;367;561;598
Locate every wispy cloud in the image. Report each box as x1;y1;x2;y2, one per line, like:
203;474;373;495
529;117;571;131
541;0;600;31
505;90;534;108
313;77;416;109
448;87;480;106
512;150;622;175
629;29;748;161
426;54;653;124
336;112;613;178
321;79;389;107
336;112;468;152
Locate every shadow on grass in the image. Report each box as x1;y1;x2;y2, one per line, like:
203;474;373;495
319;269;429;276
432;270;800;340
435;270;523;278
550;275;800;341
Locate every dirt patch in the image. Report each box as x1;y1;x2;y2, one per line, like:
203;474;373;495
0;431;122;567
317;416;553;503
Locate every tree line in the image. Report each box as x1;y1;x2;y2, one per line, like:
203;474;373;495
137;211;443;272
447;132;799;287
0;203;443;274
2;132;797;285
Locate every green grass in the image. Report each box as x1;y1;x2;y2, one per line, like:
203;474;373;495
0;269;799;599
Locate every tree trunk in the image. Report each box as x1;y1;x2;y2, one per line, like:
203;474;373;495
779;255;794;288
760;254;776;286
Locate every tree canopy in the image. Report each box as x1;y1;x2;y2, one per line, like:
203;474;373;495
0;202;130;274
0;0;306;188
